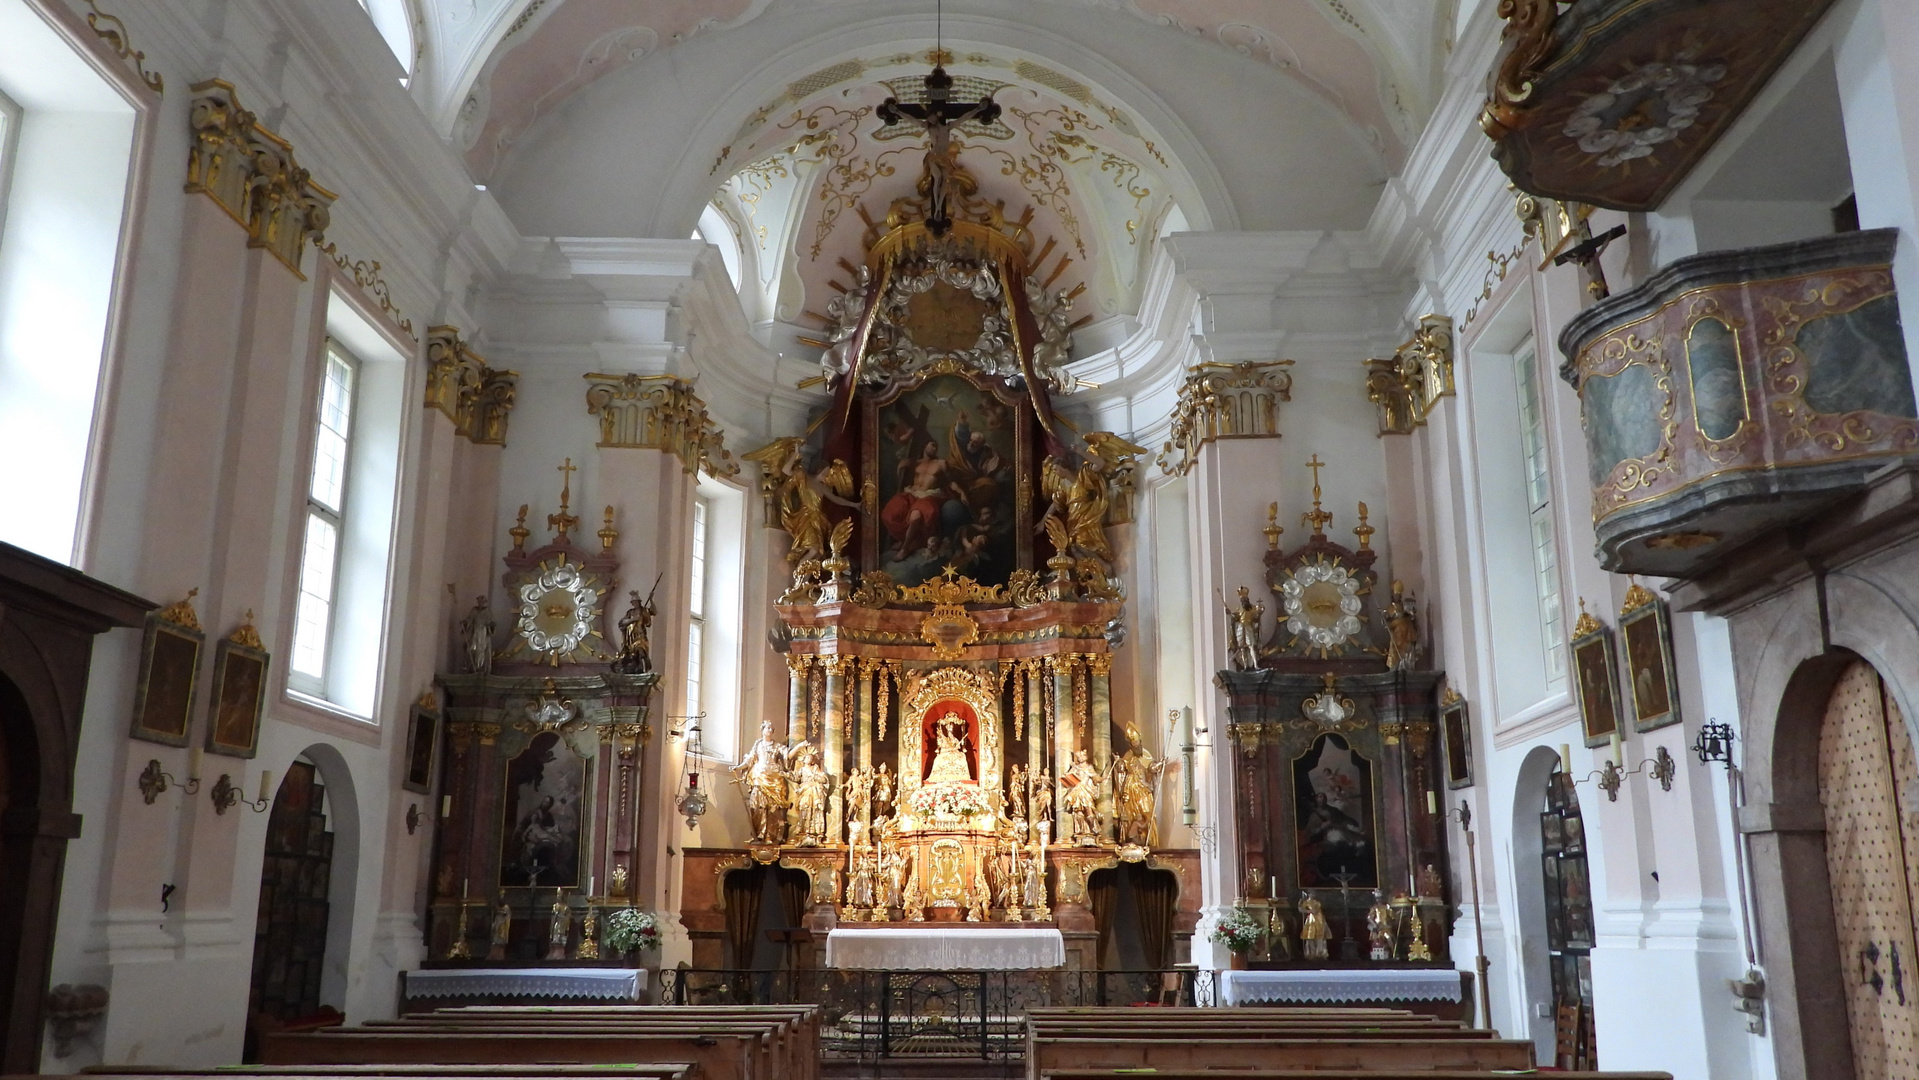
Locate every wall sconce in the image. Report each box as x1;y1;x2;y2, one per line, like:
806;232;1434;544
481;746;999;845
405;803;423;835
137;750;202;805
211;770;273;815
1576;734;1678;802
1693;719;1736;770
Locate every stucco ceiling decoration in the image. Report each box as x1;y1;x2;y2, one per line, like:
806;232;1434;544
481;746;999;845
450;0;1417;183
707;50;1179;329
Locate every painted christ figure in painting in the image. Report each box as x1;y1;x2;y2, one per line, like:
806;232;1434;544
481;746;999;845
876;374;1019;586
1293;733;1378;889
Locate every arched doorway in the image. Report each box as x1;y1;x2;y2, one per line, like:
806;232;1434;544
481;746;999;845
1817;659;1919;1078
1538;761;1596;1070
245;760;339;1032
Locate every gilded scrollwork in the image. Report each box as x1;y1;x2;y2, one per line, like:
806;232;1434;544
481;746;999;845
186;81;336;277
1157;361;1295;475
314;241;416;339
424;327;519;445
1370;315;1457;436
583;373;739;477
82;0;164;94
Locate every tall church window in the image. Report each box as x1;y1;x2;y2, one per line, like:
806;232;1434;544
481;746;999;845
1514;339;1567;689
291;345;357;692
684;495;710;724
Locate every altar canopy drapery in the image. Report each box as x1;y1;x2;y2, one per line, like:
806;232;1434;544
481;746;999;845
824;927;1066;969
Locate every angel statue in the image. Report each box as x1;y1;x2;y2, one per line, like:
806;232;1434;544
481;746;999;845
741;437;858;566
1225;586;1264;671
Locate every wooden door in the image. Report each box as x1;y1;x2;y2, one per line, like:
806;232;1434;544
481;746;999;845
1819;661;1919;1079
246;761;335;1023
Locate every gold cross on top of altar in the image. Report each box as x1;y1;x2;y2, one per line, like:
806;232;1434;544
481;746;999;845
548;457;580;542
1302;454;1334;536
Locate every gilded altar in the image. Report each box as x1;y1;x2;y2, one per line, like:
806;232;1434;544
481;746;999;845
680;136;1199;969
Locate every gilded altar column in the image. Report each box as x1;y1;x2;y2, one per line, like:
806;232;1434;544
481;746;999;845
1051;656;1078;838
1025;661;1044;786
857;660;876;770
786;655;809;741
1087;653;1115;831
823;657;847;843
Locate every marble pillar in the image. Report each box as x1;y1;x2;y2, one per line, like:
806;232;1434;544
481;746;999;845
1088;654;1114;832
823;657;846;842
857;660;875;770
1052;656;1078;841
786;656;808;741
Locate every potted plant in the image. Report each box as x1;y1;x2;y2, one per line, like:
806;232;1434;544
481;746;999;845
1210;906;1262;969
602;907;661;959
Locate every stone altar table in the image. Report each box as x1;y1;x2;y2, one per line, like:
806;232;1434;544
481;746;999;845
824;927;1065;969
400;967;647;1010
1218;968;1464;1006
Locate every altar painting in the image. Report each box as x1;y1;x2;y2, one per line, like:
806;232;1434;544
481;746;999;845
872;373;1020;587
498;730;587;889
1294;733;1378;889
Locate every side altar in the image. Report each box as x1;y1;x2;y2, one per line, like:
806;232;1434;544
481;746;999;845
680;85;1198;972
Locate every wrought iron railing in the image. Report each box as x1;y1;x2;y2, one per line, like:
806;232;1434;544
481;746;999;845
655;967;1216;1060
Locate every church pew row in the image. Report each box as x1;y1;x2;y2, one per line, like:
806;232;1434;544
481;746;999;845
348;1022;802;1080
1024;1036;1537;1080
258;1030;775;1080
1040;1071;1674;1080
71;1069;693;1080
365;1005;820;1074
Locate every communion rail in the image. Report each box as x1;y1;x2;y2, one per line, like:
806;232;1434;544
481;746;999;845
656;967;1218;1060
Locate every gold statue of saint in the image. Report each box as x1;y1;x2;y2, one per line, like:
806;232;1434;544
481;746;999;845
730;719;792;844
1299;893;1332;961
787;742;830;846
1110;723;1168;848
926;712;974;784
1061;749;1104;845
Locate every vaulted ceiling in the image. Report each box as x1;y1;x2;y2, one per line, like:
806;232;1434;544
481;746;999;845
408;0;1456;324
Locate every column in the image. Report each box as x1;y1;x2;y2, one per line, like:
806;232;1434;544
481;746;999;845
823;657;846;842
857;659;875;770
1025;662;1044;783
1052;656;1078;841
1088;654;1115;833
786;655;808;741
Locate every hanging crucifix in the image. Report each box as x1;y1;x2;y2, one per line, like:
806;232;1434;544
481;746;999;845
878;63;1000;236
1549;204;1628;301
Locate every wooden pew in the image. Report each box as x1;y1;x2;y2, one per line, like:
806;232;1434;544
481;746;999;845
410;1006;821;1069
1025;1035;1536;1080
78;1067;694;1080
354;1016;809;1080
1042;1071;1675;1080
260;1030;766;1080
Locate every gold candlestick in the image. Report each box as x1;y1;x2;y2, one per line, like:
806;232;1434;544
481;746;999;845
575;902;600;960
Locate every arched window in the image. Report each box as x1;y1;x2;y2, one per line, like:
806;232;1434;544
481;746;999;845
357;0;416;81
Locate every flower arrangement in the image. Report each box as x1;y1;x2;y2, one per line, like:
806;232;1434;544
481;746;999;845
1209;906;1263;954
602;907;660;954
908;781;990;820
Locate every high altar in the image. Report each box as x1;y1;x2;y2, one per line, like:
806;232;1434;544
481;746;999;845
679;93;1199;970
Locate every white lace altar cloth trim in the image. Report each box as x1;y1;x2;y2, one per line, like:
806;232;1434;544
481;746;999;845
1219;968;1462;1005
825;928;1066;969
404;968;646;1000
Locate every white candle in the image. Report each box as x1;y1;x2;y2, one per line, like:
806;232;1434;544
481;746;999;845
441;795;453;817
1426;790;1437;815
1610;730;1624;767
188;745;204;781
588;874;596;898
256;770;273;803
1559;744;1572;775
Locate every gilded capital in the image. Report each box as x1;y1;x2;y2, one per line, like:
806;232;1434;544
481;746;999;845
1083;653;1113;677
425;326;518;445
1157;360;1295;476
1366;315;1455;435
185;81;335;278
584;373;739;478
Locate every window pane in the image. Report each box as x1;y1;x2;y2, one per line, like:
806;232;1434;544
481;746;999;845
1514;340;1567;686
310;352;355;511
689;499;708;620
292;513;338;677
684;619;704;720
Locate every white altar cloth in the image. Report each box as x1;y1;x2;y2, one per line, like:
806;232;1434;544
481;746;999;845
825;927;1065;970
403;967;646;1000
1218;968;1462;1006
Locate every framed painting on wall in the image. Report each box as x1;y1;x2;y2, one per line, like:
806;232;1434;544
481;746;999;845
1619;583;1683;733
205;618;269;758
1440;688;1473;789
403;697;439;794
1571;601;1621;747
130;596;204;747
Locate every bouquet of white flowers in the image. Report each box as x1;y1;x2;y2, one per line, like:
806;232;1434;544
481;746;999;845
1208;906;1263;954
602;907;660;954
907;781;990;819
